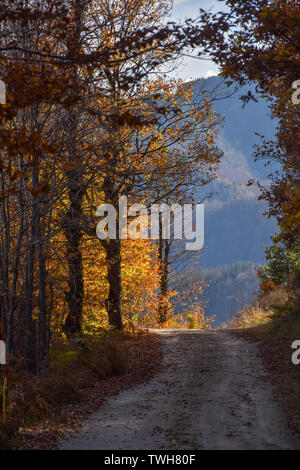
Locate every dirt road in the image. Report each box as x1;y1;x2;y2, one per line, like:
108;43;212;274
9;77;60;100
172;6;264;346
60;330;300;450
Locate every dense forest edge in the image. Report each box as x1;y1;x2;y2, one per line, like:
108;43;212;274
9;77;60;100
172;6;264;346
0;0;299;449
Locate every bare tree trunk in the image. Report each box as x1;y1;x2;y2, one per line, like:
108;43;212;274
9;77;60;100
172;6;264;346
7;186;24;354
63;168;84;337
104;237;123;330
62;1;85;338
37;216;48;371
101;176;123;330
158;216;170;324
0;173;9;333
24;168;39;373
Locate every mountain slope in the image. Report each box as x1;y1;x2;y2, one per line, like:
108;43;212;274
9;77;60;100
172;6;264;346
174;77;278;325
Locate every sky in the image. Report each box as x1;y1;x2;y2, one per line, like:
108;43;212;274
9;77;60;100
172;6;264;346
169;0;227;80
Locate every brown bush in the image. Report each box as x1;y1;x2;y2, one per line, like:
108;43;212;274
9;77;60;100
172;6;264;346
38;376;82;405
78;334;128;379
0;332;129;448
228;287;291;329
257;287;289;310
228;302;271;329
0;420;20;450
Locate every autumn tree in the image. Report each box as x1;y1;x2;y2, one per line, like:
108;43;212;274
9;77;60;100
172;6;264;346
0;0;226;373
0;1;80;370
198;0;300;248
69;0;223;331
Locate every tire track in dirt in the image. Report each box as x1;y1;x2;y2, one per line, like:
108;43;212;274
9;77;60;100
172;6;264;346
60;330;300;450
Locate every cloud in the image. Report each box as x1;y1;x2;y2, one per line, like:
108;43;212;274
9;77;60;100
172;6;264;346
205;70;218;79
173;0;191;4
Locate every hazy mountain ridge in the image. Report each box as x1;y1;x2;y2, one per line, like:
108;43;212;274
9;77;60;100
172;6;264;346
175;77;278;325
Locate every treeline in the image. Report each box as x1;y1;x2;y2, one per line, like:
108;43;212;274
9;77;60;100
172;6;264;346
202;0;300;307
1;0;299;375
176;0;300;325
0;0;223;373
173;261;258;326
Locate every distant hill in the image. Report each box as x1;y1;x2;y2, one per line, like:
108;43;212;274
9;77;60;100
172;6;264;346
175;261;258;326
192;76;277;179
202;198;277;269
173;77;278;325
202;262;258;326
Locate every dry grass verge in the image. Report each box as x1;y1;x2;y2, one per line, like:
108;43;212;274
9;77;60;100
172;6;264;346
231;308;300;437
227;302;271;328
228;287;289;329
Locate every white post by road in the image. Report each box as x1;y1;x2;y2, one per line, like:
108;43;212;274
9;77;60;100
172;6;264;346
0;340;6;365
0;80;6;104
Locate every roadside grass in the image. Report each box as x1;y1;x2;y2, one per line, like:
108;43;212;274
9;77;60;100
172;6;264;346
0;331;162;449
228;287;289;329
227;302;271;328
229;288;300;437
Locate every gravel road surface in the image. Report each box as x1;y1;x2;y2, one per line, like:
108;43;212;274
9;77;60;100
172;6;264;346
60;330;300;450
